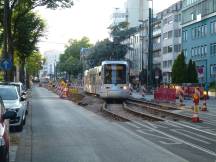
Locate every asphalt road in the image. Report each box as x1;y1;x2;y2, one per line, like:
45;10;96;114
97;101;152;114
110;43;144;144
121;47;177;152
18;86;191;162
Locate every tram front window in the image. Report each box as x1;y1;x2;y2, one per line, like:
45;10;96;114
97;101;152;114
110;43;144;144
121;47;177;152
104;64;126;84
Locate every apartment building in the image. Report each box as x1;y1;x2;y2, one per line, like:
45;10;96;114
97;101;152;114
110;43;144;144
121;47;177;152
182;0;216;83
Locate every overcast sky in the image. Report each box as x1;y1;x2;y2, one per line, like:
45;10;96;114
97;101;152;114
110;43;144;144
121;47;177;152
36;0;180;54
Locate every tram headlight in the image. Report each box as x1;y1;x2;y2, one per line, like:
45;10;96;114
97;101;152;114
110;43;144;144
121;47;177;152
123;86;128;90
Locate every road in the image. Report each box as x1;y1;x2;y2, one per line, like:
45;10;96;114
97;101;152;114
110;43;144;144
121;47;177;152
15;86;189;162
14;86;216;162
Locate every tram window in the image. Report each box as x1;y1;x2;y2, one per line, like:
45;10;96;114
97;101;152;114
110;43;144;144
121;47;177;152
104;64;126;84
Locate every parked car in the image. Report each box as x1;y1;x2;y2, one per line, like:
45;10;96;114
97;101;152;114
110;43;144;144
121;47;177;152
9;82;26;97
0;96;16;162
0;85;27;131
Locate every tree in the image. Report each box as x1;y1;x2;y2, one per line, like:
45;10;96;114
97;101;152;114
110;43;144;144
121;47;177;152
187;59;193;83
0;0;74;81
14;12;45;83
171;52;187;83
57;37;91;80
191;61;198;83
26;52;44;77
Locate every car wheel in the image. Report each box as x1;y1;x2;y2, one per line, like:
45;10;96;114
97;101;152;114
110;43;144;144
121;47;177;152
3;151;9;162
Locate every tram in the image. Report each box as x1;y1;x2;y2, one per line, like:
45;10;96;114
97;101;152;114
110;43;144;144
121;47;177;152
84;61;130;99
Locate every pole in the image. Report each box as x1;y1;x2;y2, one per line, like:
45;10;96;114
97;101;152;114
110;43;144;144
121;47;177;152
147;6;153;91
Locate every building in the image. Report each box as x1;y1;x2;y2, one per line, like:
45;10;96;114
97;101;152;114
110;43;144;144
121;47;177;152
182;0;216;83
160;1;182;83
40;50;60;79
126;0;149;28
125;1;182;84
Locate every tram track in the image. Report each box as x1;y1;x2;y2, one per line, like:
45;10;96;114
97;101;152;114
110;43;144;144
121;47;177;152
102;99;193;123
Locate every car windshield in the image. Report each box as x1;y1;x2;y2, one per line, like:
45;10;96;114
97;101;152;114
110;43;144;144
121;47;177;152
104;64;126;84
0;87;18;100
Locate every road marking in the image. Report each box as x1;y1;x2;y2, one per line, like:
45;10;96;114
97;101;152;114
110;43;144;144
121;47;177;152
126;122;141;129
171;129;210;144
136;130;182;145
163;121;183;128
145;121;168;129
180;129;216;142
171;121;216;137
133;121;216;157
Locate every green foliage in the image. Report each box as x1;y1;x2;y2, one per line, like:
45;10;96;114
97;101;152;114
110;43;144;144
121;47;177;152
87;39;129;68
187;59;193;83
57;37;91;78
186;59;198;83
14;12;45;59
191;61;198;83
171;52;187;83
26;52;44;76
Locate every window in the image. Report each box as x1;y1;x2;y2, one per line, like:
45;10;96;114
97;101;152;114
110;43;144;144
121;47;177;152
183;49;188;57
174;44;181;52
168;45;173;53
163;32;168;39
174;29;181;37
191;48;194;57
192;28;195;39
210;43;216;56
168;31;172;38
211;21;216;34
163;45;173;54
168;60;172;67
183;30;188;41
204;45;207;56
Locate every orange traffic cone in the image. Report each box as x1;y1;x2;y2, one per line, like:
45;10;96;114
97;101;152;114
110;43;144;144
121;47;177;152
201;101;207;111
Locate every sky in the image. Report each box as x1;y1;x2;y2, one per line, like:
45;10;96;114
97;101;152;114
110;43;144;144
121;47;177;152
36;0;179;54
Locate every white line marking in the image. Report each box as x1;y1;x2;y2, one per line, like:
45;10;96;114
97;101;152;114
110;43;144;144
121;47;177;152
145;121;168;129
171;121;216;137
163;121;183;128
180;129;216;142
126;122;141;129
133;121;216;157
136;130;182;145
171;129;210;144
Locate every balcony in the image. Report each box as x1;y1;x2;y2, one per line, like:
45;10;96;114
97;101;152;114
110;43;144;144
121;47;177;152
153;29;161;36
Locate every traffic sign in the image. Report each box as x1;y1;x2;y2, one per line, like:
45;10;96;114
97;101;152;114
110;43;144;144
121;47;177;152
1;58;12;70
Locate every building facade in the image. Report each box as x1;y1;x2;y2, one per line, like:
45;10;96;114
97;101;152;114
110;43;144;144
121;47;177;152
160;1;182;83
182;0;216;83
126;0;149;28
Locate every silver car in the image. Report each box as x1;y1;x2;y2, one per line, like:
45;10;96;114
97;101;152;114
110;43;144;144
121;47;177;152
0;85;27;131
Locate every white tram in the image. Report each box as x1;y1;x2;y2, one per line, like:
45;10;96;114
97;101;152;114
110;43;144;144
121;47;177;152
84;61;130;99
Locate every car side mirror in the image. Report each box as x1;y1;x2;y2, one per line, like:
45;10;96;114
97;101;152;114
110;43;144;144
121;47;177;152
3;111;16;120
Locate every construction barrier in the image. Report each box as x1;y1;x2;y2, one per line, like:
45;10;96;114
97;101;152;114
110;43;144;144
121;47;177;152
69;87;79;94
154;88;176;103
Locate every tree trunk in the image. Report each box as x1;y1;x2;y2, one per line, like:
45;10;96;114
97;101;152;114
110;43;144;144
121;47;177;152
8;9;15;81
19;59;25;84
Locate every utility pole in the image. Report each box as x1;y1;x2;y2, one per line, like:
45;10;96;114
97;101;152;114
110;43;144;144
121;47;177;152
147;0;153;92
